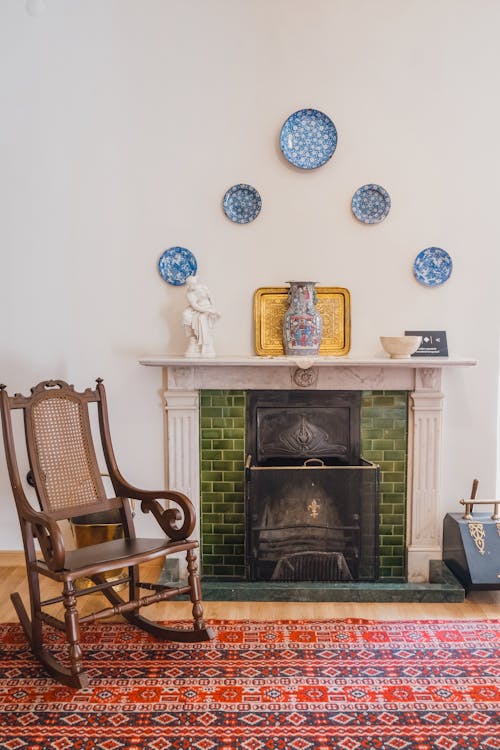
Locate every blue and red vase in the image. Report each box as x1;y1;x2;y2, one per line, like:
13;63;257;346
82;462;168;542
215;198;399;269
282;281;323;356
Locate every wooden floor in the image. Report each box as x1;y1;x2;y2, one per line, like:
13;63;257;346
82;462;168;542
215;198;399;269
1;563;499;622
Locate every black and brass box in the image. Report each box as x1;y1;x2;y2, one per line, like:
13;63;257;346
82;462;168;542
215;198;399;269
443;511;500;591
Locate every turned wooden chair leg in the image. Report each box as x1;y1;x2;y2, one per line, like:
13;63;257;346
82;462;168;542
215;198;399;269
62;580;84;679
186;548;208;632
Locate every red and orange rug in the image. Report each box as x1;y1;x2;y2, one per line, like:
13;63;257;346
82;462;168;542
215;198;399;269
0;619;499;749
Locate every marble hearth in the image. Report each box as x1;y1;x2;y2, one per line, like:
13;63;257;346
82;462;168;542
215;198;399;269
139;355;476;586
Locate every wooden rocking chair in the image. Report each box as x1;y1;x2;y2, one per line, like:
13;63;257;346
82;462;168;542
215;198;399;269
0;378;215;688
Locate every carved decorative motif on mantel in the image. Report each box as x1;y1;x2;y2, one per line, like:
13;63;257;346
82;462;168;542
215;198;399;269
171;367;194;389
417;368;439;390
292;367;318;388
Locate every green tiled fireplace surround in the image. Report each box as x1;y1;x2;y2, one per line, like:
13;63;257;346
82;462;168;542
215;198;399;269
200;390;408;582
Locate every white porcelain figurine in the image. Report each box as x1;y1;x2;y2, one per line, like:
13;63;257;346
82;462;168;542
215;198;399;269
182;276;220;357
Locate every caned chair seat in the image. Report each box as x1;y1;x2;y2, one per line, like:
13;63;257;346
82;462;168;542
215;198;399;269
0;378;215;687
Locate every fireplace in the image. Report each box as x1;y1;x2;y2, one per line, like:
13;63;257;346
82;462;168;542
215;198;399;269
139;353;477;584
245;391;380;582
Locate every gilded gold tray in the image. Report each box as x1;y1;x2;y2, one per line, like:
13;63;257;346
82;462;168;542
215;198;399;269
254;286;351;356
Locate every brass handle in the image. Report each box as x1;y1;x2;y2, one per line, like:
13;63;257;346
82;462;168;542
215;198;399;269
460;498;500;521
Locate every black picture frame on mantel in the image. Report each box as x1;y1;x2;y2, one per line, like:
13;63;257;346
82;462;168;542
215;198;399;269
405;330;448;357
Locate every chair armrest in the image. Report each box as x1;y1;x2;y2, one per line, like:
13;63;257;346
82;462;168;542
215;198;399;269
21;506;66;571
126;487;196;541
102;451;197;540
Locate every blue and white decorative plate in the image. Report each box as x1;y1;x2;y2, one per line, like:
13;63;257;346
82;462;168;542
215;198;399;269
413;247;453;287
157;246;197;286
280;109;338;169
223;184;262;224
351;184;391;224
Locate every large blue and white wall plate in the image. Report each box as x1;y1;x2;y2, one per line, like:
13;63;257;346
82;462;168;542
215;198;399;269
157;246;197;285
351;184;391;224
413;247;453;287
280;108;338;169
223;184;262;224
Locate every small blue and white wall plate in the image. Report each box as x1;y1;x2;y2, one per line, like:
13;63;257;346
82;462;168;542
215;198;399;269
157;246;197;285
413;247;453;287
351;184;391;224
280;108;338;169
223;184;262;224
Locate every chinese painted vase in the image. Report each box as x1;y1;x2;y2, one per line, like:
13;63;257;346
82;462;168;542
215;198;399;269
282;281;323;356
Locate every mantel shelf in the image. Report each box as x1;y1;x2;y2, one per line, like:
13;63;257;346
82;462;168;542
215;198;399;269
139;354;477;369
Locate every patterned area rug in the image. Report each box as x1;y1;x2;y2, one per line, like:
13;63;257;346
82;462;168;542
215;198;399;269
0;619;499;749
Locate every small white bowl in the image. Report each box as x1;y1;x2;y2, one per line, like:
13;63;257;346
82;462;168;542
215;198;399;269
380;335;422;359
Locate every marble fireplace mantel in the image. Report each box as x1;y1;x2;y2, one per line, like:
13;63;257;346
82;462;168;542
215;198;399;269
139;355;477;583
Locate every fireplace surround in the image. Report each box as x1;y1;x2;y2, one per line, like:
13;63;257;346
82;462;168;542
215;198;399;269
199;388;403;581
139;354;476;585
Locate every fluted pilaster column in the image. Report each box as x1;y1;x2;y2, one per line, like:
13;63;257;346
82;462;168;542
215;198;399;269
164;389;200;579
407;368;444;582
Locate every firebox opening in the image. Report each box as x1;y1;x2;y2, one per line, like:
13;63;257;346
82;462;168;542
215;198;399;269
245;390;380;583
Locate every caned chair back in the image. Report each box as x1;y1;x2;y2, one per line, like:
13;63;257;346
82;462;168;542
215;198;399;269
6;380;107;517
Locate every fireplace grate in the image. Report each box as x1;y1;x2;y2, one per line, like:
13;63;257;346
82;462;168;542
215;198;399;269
271;551;353;582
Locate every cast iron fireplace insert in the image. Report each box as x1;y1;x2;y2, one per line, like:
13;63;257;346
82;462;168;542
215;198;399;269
245;390;380;582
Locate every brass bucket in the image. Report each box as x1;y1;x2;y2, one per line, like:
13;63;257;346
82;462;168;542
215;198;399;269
71;510;127;590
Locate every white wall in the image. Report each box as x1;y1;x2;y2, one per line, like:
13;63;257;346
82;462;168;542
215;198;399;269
1;0;499;549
